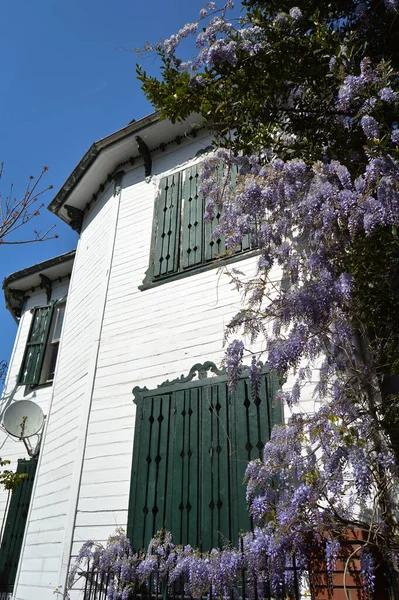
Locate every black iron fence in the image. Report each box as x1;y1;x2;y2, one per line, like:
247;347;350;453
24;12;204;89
79;555;399;600
81;558;301;600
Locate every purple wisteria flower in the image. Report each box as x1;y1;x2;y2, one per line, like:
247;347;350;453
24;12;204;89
325;539;340;576
336;272;353;301
360;548;375;593
273;12;289;27
384;0;398;12
361;115;380;139
249;356;263;399
225;339;244;391
379;86;398;102
207;39;238;66
289;7;302;20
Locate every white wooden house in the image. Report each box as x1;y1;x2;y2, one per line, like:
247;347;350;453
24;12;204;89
0;113;309;600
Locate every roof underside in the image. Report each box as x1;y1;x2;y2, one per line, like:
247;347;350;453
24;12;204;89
48;112;203;227
3;250;75;319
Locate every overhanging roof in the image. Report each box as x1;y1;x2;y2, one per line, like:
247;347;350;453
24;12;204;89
3;250;75;319
47;112;203;228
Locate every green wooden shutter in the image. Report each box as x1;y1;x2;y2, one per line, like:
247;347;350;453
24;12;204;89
153;173;181;278
18;305;54;386
204;164;227;263
129;392;175;549
128;369;281;552
0;458;37;593
181;165;204;269
203;163;252;262
232;166;251;253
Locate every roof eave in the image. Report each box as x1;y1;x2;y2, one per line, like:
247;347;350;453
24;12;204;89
47;112;161;221
3;250;76;320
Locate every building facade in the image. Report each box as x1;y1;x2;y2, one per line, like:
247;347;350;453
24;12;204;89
0;114;307;600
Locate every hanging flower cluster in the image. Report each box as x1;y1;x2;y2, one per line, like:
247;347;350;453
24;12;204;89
68;528;305;599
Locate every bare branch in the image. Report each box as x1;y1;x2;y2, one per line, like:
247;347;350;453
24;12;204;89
0;165;56;245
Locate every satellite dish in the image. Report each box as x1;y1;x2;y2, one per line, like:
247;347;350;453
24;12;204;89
3;400;44;439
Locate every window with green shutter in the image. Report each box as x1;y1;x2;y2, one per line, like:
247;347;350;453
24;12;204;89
140;163;254;289
127;362;282;552
0;458;37;594
18;299;66;387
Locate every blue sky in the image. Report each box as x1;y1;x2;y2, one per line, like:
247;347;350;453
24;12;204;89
0;0;241;388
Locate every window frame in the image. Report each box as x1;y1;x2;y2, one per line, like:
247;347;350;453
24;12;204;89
140;162;257;291
18;297;66;388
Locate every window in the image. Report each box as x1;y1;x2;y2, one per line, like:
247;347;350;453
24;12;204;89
18;299;66;387
0;458;37;595
127;362;281;551
140;164;252;289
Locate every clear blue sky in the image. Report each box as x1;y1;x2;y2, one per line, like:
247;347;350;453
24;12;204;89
0;0;241;388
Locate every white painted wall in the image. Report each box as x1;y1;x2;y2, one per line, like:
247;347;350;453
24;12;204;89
2;131;315;600
0;278;70;600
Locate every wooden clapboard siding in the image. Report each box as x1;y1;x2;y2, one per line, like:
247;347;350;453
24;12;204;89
72;135;258;565
3;184;116;600
0;130;313;600
0;279;70;548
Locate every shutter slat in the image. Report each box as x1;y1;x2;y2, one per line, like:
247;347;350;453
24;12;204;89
135;399;153;550
201;384;214;550
204;165;228;262
171;390;185;544
157;395;172;531
182;166;203;269
215;382;231;547
146;397;162;542
128;400;146;550
153;174;180;278
188;387;200;547
153;178;168;278
181;390;190;545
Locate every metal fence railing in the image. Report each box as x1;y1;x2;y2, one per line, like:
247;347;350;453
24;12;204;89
81;557;301;600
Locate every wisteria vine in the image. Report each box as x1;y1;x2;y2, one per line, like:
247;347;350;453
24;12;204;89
70;1;399;598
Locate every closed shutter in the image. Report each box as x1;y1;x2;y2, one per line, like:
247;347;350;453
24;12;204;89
203;164;251;261
204;164;227;263
181;165;204;269
18;305;54;386
0;458;37;594
128;369;281;552
153;173;181;278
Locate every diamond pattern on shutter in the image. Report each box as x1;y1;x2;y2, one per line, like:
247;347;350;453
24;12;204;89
18;305;53;386
182;165;203;269
153;173;181;278
204;208;226;262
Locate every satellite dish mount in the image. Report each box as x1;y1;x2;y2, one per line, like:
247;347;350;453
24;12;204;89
2;400;45;458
